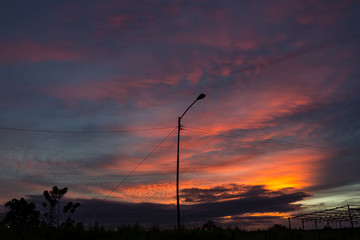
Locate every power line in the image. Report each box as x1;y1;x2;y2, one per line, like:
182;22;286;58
82;127;177;223
0;126;175;134
184;126;356;156
230;34;360;76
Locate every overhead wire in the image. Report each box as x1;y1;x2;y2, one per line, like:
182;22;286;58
82;126;177;223
184;126;357;156
231;34;360;75
0;126;175;134
2;34;359;224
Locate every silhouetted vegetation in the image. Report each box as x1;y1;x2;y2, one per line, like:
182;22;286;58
3;198;40;227
1;188;360;239
0;222;360;240
39;186;81;228
2;186;80;229
42;186;71;226
202;220;218;231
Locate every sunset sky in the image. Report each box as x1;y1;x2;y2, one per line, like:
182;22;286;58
1;0;360;228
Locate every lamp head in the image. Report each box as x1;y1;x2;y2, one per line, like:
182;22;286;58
197;93;206;100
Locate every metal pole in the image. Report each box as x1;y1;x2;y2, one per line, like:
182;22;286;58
347;205;354;228
302;219;305;230
288;218;291;229
175;93;206;231
176;117;181;230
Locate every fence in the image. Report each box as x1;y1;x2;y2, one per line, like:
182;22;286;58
288;205;360;230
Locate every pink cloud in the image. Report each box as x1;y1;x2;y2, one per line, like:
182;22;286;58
2;0;356;209
261;0;351;26
43;79;128;102
107;15;138;28
295;0;350;25
169;29;258;50
186;69;203;84
0;41;85;64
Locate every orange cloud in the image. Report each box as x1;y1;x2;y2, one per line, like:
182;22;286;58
241;212;291;219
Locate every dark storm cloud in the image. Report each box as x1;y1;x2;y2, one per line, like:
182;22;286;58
181;185;235;203
180;184;288;203
23;184;309;226
115;187;305;224
180;185;309;222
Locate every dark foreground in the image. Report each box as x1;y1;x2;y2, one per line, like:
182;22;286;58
1;224;360;240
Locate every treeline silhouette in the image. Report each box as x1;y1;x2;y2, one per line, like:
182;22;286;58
1;187;360;239
2;186;80;228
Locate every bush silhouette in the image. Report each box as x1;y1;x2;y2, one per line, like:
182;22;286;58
3;198;40;227
42;186;68;226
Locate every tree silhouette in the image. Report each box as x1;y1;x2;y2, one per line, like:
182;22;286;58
3;198;40;227
63;201;81;226
42;186;68;226
202;220;217;231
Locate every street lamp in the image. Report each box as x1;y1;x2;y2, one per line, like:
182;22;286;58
176;93;206;230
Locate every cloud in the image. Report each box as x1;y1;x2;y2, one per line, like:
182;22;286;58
0;0;360;227
181;184;294;203
19;183;309;227
0;41;85;64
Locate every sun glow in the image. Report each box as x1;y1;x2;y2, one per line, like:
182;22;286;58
242;212;292;219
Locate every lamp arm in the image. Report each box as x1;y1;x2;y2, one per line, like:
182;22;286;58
179;99;198;120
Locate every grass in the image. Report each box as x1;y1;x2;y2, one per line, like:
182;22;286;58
1;223;360;240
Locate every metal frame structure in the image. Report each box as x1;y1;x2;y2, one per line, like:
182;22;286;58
288;205;360;230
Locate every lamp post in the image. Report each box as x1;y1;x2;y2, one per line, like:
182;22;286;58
176;93;206;230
